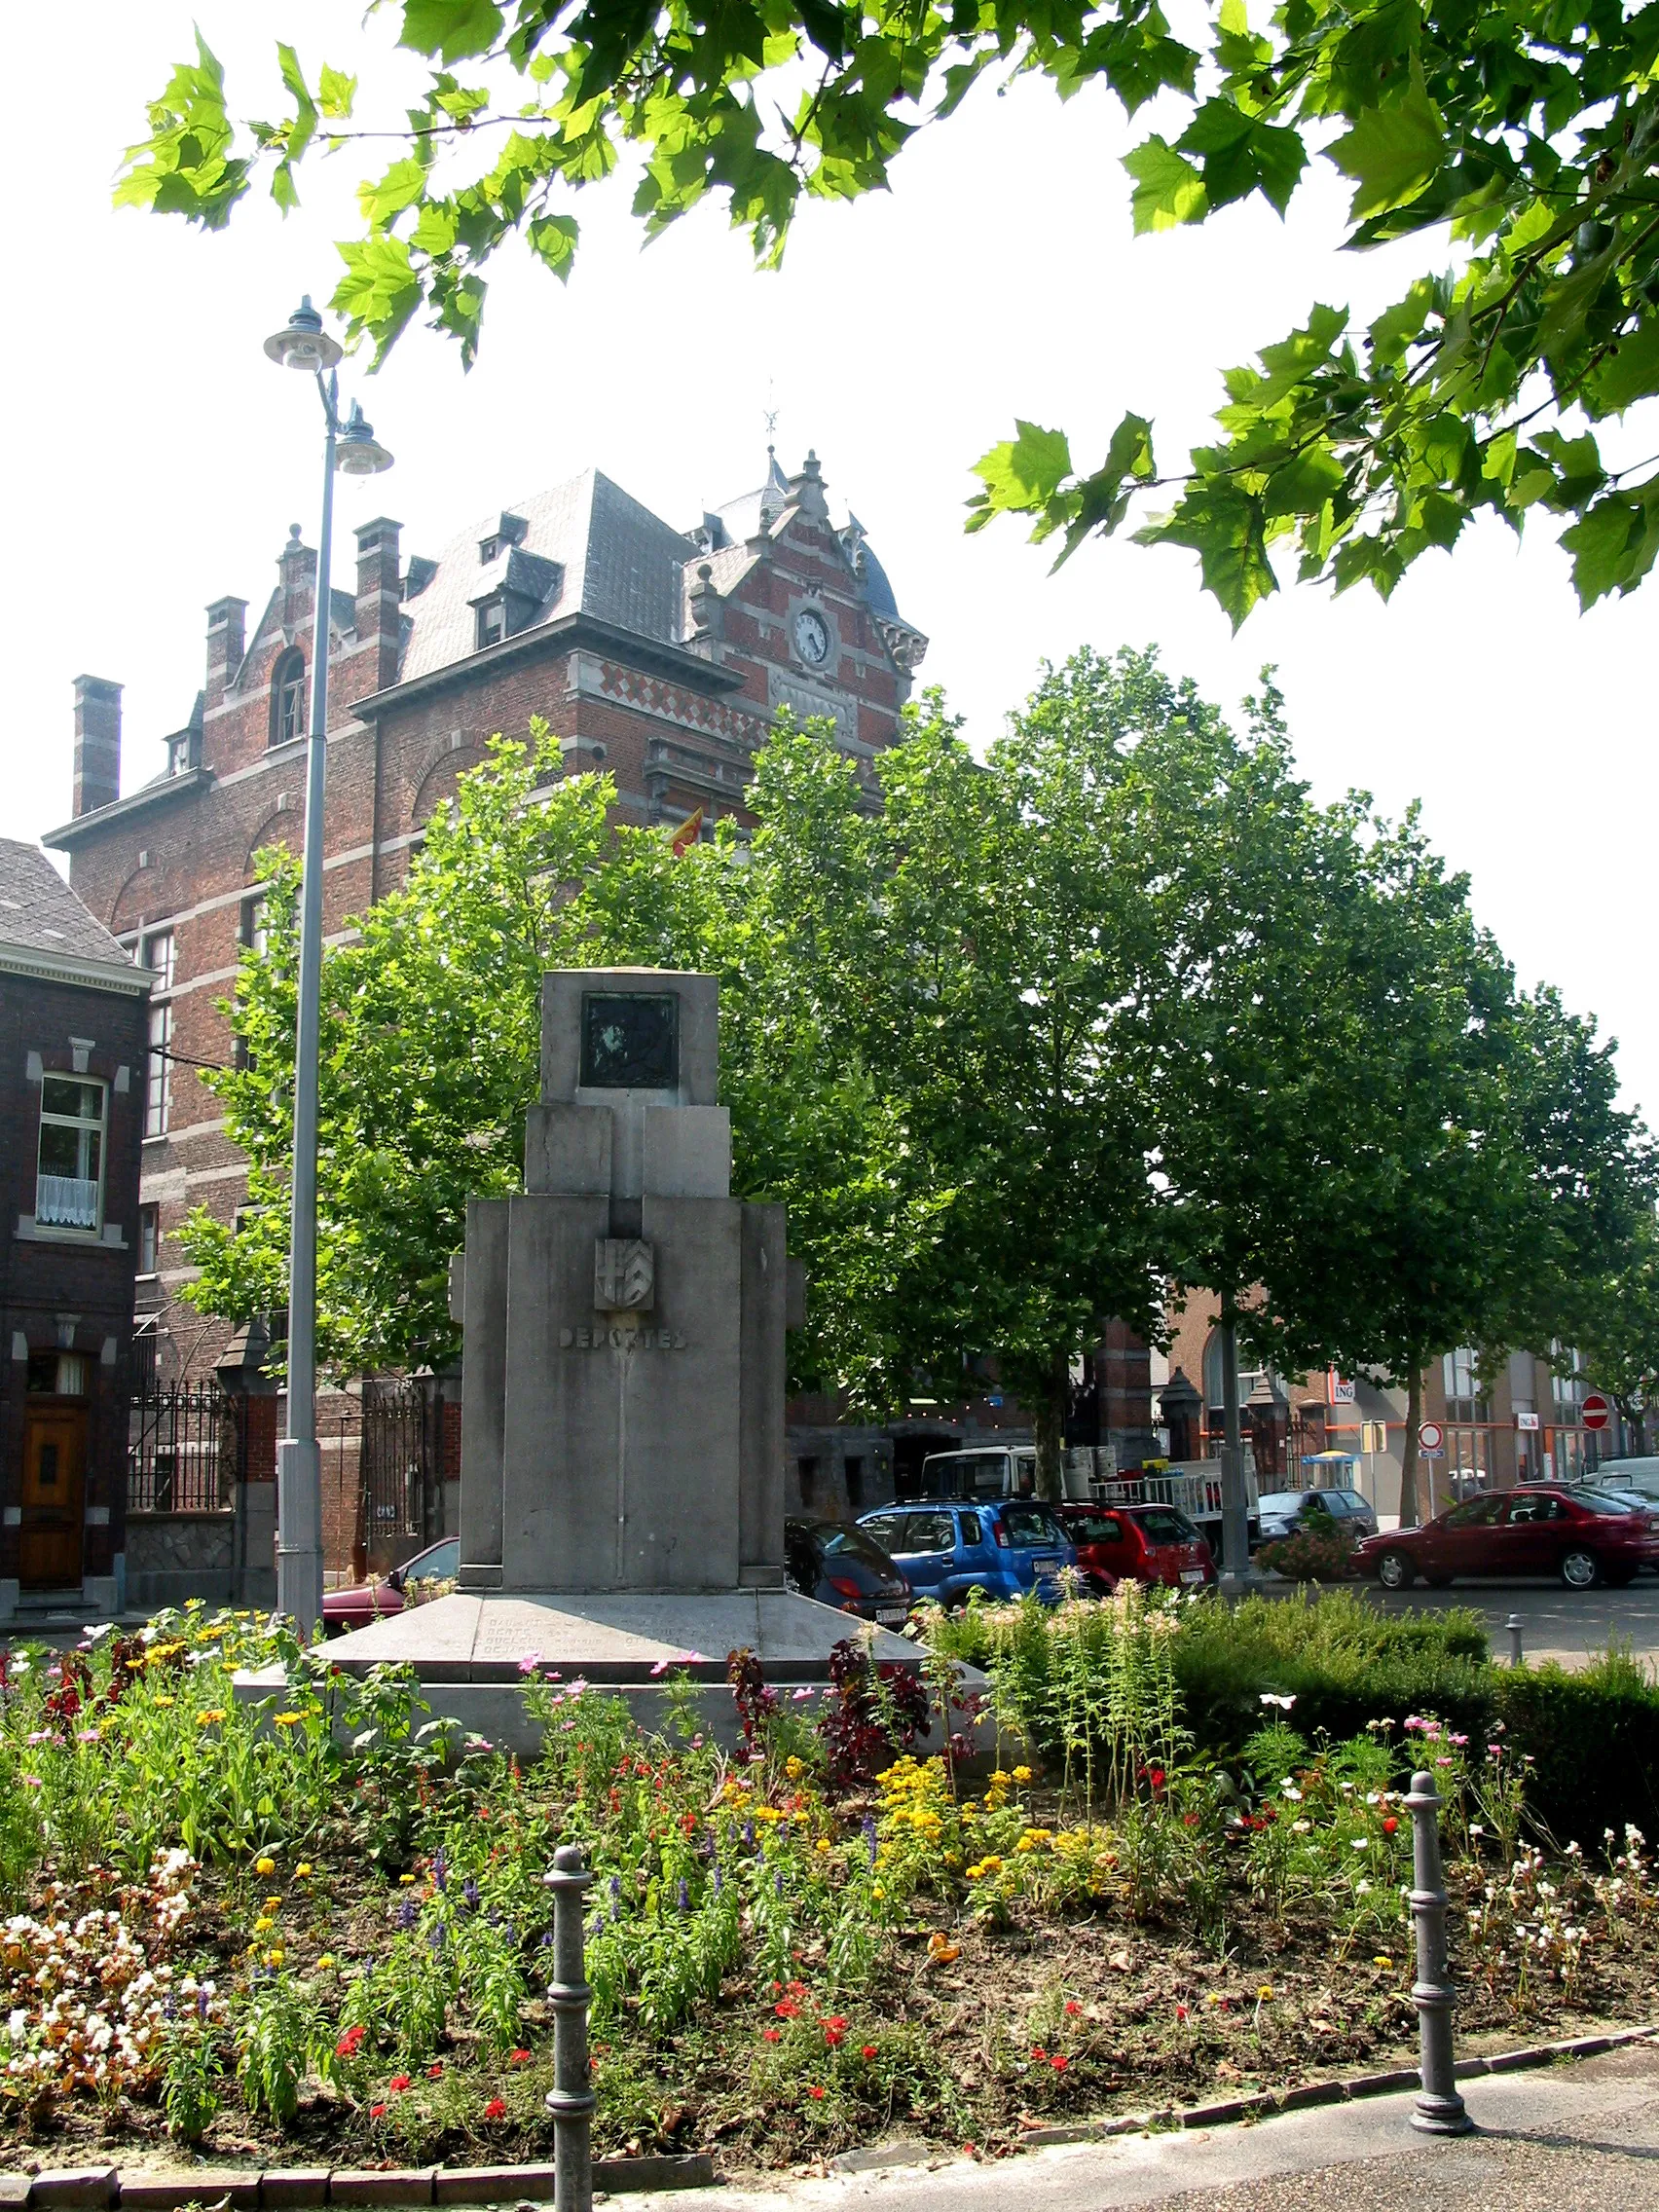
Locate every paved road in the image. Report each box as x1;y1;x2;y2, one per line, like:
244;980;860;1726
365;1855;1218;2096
643;2044;1659;2211
1361;1576;1659;1669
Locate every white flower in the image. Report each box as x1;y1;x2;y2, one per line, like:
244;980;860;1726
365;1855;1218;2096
1260;1692;1297;1710
1281;1784;1304;1801
1351;1837;1372;1851
1293;1820;1312;1833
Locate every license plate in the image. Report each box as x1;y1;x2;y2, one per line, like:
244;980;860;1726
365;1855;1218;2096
1180;1567;1206;1584
875;1607;908;1625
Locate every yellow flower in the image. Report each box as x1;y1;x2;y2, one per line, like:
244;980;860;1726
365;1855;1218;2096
256;1857;276;1876
1013;1766;1033;1783
198;1710;227;1727
153;1696;175;1709
275;1712;304;1728
872;1885;885;1899
815;1839;832;1856
316;1954;337;1971
265;1896;281;1910
296;1863;313;1878
785;1755;805;1779
399;1873;416;1885
1257;1985;1274;2001
1372;1955;1393;1969
253;1917;276;1936
266;1948;284;1968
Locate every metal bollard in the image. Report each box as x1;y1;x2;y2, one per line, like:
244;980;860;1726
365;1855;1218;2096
1506;1613;1524;1667
545;1843;596;2212
1404;1768;1473;2135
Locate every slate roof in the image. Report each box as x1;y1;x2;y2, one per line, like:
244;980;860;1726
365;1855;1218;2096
0;839;135;967
399;469;698;682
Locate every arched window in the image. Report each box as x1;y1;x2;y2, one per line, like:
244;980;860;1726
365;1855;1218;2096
270;650;306;747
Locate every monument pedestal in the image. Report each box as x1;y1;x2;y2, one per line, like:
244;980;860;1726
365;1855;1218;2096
241;1589;993;1761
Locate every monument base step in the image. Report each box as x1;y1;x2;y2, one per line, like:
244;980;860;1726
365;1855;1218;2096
232;1590;1002;1763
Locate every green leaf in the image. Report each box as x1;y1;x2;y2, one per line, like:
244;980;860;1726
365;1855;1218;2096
399;0;505;65
1135;483;1277;629
967;421;1074;528
334;233;424;362
1124;137;1207;232
1560;493;1658;608
360;158;430;227
527;212;580;277
318;64;357;121
1260;445;1346;517
1587;320;1659;417
1329;67;1445;220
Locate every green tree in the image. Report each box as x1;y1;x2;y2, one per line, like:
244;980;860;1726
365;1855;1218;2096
123;0;1659;625
1572;1208;1659;1452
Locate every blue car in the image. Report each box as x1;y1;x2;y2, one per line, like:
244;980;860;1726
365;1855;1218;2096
857;1499;1079;1606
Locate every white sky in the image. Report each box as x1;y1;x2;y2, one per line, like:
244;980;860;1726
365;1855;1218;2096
7;5;1654;1117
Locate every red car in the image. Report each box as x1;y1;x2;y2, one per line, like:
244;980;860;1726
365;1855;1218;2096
322;1535;459;1635
1056;1502;1216;1592
1355;1486;1659;1592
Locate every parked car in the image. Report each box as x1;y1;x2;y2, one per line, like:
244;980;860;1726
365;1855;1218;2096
784;1517;911;1626
1587;1457;1659;1503
1354;1486;1659;1591
918;1446;1039;1500
859;1500;1078;1606
1254;1486;1380;1548
1056;1501;1215;1591
323;1534;460;1635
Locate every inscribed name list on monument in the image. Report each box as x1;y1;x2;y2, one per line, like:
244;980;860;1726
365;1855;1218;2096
459;970;787;1597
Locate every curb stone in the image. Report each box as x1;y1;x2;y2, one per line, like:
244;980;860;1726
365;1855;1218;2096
0;2158;714;2211
1;2039;1651;2207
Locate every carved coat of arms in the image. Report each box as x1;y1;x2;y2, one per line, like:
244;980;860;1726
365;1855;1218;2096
594;1237;655;1312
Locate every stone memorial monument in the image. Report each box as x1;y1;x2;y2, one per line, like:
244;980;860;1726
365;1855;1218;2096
458;969;788;1597
311;969;935;1745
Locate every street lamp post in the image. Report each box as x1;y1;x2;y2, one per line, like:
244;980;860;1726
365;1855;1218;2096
263;296;394;1633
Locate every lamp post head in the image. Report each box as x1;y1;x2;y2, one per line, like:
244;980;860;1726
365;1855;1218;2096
336;399;394;476
264;295;345;372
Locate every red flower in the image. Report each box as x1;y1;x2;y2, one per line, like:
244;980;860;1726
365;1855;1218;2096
807;2085;826;2101
823;2016;847;2046
388;2074;413;2093
1176;2005;1190;2023
774;1998;802;2018
1148;1769;1166;1790
1051;2054;1069;2072
762;2027;782;2043
1063;2001;1082;2016
509;2048;532;2065
1382;1817;1399;1834
861;2045;878;2060
484;2097;508;2120
427;2063;444;2080
335;2026;366;2059
370;2103;387;2120
1031;2046;1048;2062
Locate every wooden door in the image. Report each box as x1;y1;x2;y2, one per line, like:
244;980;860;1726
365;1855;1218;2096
19;1410;86;1587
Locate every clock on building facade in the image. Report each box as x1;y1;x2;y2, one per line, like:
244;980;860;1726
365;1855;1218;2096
793;608;831;666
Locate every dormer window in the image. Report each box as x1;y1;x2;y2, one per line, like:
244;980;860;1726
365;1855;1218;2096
477;598;508;650
271;649;306;747
478;511;529;566
480;535;501;564
166;732;195;777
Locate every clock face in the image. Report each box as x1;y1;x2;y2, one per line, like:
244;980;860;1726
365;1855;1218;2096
793;608;831;666
580;993;679;1090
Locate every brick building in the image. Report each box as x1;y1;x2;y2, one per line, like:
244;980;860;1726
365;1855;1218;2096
0;840;151;1619
46;449;928;1395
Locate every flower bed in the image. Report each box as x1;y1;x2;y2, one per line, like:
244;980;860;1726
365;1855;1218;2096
0;1599;1655;2175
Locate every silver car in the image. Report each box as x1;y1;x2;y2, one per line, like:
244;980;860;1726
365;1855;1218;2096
1254;1486;1380;1548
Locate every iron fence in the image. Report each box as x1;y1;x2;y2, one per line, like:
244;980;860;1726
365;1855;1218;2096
129;1380;244;1514
360;1375;441;1547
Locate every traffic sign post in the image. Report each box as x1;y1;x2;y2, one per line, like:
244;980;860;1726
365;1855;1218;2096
1581;1392;1611;1434
1418;1421;1445;1458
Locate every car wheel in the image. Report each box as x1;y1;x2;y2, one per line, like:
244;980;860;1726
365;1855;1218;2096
1375;1549;1415;1591
1560;1547;1602;1591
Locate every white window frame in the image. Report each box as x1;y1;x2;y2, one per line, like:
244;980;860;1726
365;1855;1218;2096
36;1073;108;1236
144;930;175;1138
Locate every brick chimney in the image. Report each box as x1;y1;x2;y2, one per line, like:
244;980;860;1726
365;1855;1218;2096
205;597;248;710
353;517;403;691
71;677;122;818
278;524;314;637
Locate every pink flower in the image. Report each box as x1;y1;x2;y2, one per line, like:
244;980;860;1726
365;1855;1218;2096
20;1776;42;1789
650;1659;671;1677
516;1653;542;1676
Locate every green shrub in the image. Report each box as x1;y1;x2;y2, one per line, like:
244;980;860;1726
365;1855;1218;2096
1493;1648;1659;1847
1257;1525;1356;1583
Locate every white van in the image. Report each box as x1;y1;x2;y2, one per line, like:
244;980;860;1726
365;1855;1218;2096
1588;1456;1659;1500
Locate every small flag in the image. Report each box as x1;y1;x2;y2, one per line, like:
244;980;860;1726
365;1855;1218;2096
672;807;704;856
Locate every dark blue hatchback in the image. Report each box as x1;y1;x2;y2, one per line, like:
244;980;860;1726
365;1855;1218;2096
857;1500;1078;1605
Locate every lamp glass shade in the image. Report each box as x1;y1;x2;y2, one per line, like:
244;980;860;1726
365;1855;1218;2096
264;295;345;373
336;401;394;476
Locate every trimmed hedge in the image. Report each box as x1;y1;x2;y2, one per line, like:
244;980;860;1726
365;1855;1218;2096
1493;1652;1659;1846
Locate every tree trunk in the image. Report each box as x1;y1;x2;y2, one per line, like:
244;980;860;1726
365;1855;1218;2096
1034;1348;1069;1503
1398;1365;1422;1529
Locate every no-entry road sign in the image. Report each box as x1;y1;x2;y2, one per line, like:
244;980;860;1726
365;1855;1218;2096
1581;1392;1611;1433
1418;1420;1445;1457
